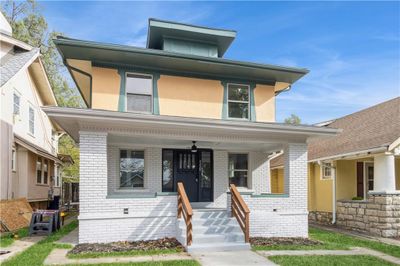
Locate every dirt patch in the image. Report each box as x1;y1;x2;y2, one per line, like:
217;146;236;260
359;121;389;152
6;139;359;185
69;238;184;255
250;237;322;246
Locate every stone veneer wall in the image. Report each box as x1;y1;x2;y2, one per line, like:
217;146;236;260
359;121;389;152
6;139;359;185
336;193;400;238
309;211;333;225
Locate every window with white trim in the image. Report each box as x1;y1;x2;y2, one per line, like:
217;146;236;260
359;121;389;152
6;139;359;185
28;106;35;135
55;165;61;187
11;148;16;172
13;92;20;116
227;84;249;119
120;150;145;188
125;73;153;113
228;153;248;187
322;162;332;179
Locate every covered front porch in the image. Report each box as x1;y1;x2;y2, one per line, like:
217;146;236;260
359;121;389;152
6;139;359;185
43;107;337;245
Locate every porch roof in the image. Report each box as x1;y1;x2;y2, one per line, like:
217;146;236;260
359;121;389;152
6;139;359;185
43;107;339;150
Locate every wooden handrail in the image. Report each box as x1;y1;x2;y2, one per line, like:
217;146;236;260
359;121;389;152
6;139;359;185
177;182;193;246
230;184;250;243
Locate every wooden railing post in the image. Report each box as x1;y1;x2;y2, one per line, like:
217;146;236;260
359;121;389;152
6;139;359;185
177;182;193;246
230;184;250;243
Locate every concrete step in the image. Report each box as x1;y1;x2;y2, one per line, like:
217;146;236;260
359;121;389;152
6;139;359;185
193;233;245;244
178;224;242;234
187;242;251;253
193;210;230;220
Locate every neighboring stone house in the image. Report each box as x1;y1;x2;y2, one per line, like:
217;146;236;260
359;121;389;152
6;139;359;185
270;97;400;237
0;13;64;209
44;18;337;251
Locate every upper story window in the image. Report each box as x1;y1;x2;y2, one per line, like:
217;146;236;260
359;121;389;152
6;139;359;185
28;106;35;135
227;84;249;119
228;153;248;187
13;92;20;116
120;150;145;188
125;73;153;113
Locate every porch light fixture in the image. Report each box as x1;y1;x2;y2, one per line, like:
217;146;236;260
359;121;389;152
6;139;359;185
191;141;198;153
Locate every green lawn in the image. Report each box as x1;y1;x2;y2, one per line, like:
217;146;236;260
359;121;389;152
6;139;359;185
269;255;396;266
0;228;29;248
253;227;400;258
2;221;77;266
68;248;184;259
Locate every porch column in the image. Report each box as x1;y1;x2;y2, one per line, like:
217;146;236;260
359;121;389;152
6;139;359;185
79;131;108;213
283;143;308;209
373;153;397;193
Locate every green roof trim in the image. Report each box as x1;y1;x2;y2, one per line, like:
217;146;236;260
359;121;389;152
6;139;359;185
147;18;237;57
54;36;309;86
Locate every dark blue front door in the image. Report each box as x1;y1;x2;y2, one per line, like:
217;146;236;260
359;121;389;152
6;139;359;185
171;149;213;202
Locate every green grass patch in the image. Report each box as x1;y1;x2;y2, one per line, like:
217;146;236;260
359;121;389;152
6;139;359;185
253;227;400;258
67;260;200;266
269;255;396;266
67;248;183;259
2;220;78;266
0;228;29;248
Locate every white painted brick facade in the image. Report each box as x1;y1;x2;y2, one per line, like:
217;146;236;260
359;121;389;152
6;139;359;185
80;131;308;243
241;143;309;237
79;132;176;243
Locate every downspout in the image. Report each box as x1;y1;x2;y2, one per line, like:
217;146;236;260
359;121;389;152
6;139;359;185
331;165;337;224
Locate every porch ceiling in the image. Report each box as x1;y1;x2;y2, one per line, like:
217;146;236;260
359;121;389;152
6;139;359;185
108;134;283;152
42;107;339;149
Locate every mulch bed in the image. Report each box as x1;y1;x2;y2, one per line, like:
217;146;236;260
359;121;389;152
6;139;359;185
69;238;183;255
250;237;322;246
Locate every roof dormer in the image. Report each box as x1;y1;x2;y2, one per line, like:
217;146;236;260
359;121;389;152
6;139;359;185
146;18;236;58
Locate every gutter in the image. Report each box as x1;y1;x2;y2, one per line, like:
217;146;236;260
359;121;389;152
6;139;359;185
309;146;388;163
42;106;340;137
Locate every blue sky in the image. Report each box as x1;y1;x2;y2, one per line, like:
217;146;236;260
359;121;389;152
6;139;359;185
41;1;399;124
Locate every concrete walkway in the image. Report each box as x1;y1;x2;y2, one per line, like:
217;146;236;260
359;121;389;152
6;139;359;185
311;223;400;247
257;247;400;265
55;227;78;246
191;250;277;266
0;235;44;263
44;248;193;265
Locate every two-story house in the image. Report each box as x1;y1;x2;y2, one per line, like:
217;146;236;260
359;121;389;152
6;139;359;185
45;19;338;251
0;13;63;209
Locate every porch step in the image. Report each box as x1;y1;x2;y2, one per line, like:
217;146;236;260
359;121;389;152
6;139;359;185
177;209;250;253
187;242;251;253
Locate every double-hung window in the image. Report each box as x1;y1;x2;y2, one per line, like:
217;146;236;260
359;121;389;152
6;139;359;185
228;153;248;187
322;162;332;179
13;92;20;116
43;159;48;184
36;157;42;184
227;84;250;119
125;73;153;113
29;106;35;135
120;150;145;188
11;149;16;172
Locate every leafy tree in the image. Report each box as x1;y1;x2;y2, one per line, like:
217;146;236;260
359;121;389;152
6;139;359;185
284;114;301;125
1;0;81;179
58;135;79;181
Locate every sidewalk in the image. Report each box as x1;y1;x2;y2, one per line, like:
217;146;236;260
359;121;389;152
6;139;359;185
0;235;44;263
191;250;277;266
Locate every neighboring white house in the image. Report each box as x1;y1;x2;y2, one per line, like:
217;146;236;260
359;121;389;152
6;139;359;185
0;12;63;209
45;19;338;251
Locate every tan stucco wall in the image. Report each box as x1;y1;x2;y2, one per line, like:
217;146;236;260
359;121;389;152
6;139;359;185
308;163;333;212
91;67;120;111
270;168;284;193
254;84;275;122
158;75;223;119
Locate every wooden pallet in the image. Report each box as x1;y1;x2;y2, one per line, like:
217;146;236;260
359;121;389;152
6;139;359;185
0;198;33;232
